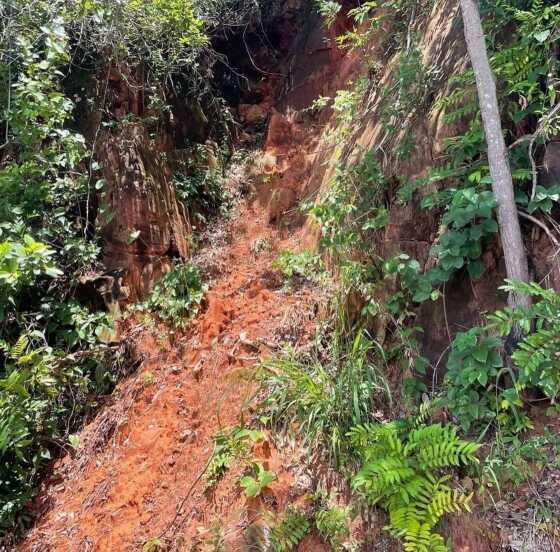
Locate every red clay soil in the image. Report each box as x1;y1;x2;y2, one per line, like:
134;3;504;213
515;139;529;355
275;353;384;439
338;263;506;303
18;196;325;551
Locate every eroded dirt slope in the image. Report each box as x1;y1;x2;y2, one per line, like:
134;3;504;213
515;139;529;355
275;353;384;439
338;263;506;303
19;179;322;551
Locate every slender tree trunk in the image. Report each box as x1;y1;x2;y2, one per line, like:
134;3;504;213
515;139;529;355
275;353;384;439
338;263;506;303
459;0;531;310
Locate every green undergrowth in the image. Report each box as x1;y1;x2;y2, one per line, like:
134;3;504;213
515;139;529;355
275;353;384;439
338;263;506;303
259;328;391;466
443;280;560;434
204;426;265;488
351;420;480;551
173;143;232;229
254;2;560;551
134;263;206;329
0;0;261;536
0;17;120;532
200;425;279;532
272;250;325;287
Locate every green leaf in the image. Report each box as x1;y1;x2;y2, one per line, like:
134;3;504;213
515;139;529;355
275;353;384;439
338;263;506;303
239;464;277;497
472;346;489;364
127;230;141;244
44;266;63;278
467;260;485;279
534;29;551;43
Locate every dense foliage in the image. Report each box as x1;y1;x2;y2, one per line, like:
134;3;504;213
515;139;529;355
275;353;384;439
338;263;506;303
2;0;560;547
0;0;266;535
258;1;560;550
351;421;479;551
0;10;114;531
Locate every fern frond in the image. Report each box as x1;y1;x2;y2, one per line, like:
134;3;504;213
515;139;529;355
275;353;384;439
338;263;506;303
501;280;560;304
413;424;480;470
412;401;433;428
351;420;479;552
428;533;449;552
353;457;415;502
269;510;310;552
10;335;29;361
425;489;473;527
395;475;434;505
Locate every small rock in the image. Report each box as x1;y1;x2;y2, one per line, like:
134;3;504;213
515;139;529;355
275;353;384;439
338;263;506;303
293;473;313;494
179;429;197;443
239;331;259;351
192;363;203;381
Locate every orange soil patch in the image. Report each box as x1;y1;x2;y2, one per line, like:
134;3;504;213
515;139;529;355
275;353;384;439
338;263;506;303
19;199;320;551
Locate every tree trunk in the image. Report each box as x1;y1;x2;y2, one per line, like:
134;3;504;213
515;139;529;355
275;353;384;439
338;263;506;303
459;0;531;310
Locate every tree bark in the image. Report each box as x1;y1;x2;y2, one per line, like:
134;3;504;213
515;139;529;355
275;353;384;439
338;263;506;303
459;0;531;310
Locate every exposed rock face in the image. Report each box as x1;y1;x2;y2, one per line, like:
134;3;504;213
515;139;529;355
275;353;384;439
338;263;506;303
542;141;560;188
238;103;270;128
99;124;190;301
250;112;314;224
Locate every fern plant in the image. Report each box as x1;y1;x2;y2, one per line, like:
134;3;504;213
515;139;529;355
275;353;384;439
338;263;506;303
315;505;351;550
269;509;310;552
350;421;480;551
488;280;560;400
244;508;310;552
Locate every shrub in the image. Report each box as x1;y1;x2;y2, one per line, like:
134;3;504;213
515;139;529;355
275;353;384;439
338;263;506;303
259;329;390;464
315;505;351;550
350;421;480;552
444;280;560;434
139;263;206;328
0;332;114;529
239;462;276;497
205;427;264;487
0;237;61;318
272;250;323;283
488;281;560;401
173;144;229;224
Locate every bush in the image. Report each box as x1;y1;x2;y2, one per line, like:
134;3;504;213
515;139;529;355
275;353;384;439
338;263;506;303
444;280;560;434
259;329;390;464
173;144;229;224
205;426;264;487
272;250;323;283
139;263;206;328
0;331;115;530
315;505;351;550
350;421;480;552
